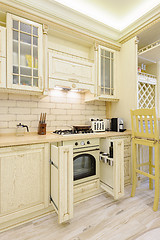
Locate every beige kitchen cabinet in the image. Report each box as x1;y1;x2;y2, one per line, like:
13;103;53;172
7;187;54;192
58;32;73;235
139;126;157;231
7;13;43;92
50;144;73;224
100;138;124;200
0;143;50;225
85;45;119;102
0;26;6;88
109;135;131;185
0;26;6;58
48;49;94;93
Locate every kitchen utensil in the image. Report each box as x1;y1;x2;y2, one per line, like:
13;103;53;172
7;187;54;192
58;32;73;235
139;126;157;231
73;125;91;131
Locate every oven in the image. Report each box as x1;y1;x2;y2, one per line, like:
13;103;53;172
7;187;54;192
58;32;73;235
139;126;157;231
63;138;100;185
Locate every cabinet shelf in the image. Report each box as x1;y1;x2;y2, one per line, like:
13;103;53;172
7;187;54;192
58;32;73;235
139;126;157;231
138;39;160;63
13;39;38;48
85;95;119;102
13;64;38;70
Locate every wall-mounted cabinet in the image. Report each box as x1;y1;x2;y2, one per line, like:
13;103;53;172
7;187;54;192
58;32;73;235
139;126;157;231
48;49;94;93
85;45;119;102
7;13;43;92
0;26;6;88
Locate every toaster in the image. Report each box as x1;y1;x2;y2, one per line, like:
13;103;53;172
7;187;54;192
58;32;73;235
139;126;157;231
91;119;105;132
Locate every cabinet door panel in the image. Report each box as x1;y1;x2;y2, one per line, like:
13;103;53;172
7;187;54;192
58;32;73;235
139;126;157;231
0;148;44;214
100;139;124;200
0;26;6;58
48;50;94;92
51;145;73;223
0;143;49;224
0;57;6;88
7;13;43;92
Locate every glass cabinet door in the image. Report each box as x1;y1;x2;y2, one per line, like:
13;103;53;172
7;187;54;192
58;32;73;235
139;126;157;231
7;14;42;90
99;46;115;96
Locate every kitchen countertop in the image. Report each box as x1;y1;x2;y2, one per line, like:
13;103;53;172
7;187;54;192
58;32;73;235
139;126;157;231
0;130;132;147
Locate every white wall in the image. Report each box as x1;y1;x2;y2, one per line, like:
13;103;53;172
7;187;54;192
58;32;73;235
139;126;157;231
110;37;138;129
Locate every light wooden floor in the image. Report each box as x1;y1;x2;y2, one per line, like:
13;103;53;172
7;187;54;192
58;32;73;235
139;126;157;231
1;182;160;240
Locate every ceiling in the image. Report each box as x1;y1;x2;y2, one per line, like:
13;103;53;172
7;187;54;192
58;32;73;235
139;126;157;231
53;0;160;31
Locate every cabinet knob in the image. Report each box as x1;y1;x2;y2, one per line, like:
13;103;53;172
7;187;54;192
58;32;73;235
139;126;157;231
75;142;78;146
87;141;90;144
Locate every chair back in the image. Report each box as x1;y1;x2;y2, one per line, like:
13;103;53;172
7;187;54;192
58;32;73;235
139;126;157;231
130;108;159;141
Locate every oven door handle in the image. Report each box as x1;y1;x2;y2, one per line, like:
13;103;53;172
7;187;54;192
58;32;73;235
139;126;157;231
73;148;99;154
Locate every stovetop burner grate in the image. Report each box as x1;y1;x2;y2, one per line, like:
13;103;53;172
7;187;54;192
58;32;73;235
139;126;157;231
53;129;94;135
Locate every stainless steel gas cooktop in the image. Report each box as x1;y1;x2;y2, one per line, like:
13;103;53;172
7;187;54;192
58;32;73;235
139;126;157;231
53;129;94;135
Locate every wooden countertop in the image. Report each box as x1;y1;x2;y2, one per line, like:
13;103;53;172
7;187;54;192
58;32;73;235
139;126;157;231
0;130;132;147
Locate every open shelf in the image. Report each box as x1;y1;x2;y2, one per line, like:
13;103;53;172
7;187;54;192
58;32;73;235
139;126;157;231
138;39;160;63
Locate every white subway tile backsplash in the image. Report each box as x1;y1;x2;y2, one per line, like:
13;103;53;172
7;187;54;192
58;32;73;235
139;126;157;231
0;93;8;99
56;115;72;121
0;122;8;128
51;109;67;115
38;102;55;109
9;94;31;101
0;114;16;121
16;115;38;121
0;92;106;133
55;103;71;109
31;108;50;115
0;107;8;113
0;100;16;107
9;107;31;115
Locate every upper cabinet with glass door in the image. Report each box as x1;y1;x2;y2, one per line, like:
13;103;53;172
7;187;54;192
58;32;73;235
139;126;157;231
7;14;43;92
97;46;118;101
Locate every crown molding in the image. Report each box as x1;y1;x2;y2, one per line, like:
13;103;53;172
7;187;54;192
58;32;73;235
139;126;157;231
119;4;160;43
0;0;160;45
0;0;120;44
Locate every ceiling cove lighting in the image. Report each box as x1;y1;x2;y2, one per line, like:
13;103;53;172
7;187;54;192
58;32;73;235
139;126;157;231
53;0;160;31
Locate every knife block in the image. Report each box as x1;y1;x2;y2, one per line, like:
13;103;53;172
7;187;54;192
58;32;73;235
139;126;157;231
38;123;46;135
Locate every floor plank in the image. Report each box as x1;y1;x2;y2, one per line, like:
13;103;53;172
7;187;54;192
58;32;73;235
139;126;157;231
1;182;160;240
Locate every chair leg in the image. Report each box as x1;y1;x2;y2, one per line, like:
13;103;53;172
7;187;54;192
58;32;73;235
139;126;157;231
149;146;153;190
131;141;137;197
153;143;159;211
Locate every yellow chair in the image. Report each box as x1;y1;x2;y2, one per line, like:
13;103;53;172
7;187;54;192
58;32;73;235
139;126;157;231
130;108;159;211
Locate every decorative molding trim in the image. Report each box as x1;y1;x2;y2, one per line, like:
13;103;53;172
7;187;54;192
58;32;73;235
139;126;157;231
43;24;49;35
0;0;121;50
119;10;160;43
0;0;160;46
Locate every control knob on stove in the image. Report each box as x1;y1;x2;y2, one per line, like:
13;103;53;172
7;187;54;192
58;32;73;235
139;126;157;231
87;141;90;144
75;142;78;146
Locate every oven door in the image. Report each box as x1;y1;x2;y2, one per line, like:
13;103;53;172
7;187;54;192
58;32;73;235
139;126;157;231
73;149;99;185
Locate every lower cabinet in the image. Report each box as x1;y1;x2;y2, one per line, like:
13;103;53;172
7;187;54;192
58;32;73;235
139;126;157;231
0;143;50;228
100;138;124;200
0;135;131;229
109;136;131;185
50;144;73;224
50;137;127;224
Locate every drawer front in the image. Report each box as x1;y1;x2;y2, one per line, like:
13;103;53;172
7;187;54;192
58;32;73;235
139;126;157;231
74;179;99;196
